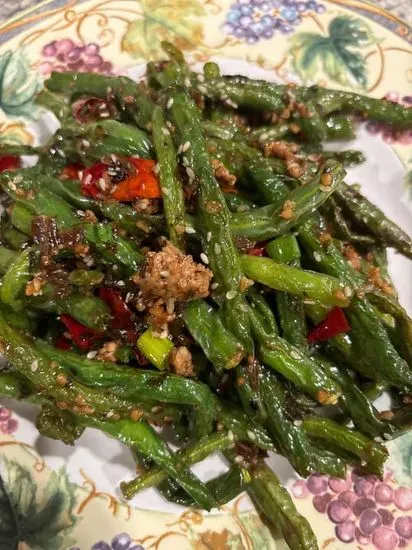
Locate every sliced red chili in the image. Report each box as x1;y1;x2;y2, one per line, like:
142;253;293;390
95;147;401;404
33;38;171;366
60;314;102;350
81;162;108;198
61;162;85;180
0;155;21;172
111;158;161;201
54;335;72;350
72;97;115;123
99;287;138;343
247;242;268;257
308;307;351;343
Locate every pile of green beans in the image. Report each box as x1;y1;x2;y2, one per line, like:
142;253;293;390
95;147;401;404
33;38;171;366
0;42;411;550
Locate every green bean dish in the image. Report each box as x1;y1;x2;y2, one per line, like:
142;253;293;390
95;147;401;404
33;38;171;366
0;43;411;550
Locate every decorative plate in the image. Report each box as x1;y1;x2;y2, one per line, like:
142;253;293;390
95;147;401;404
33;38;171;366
0;1;412;549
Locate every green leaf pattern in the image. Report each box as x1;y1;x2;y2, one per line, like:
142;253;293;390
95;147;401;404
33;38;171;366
122;0;205;59
0;49;43;120
0;457;77;550
290;15;377;88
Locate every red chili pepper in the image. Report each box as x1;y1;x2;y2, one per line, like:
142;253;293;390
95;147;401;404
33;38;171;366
54;335;72;350
111;158;161;201
308;307;351;343
99;287;137;343
0;155;21;172
60;314;102;350
247;242;268;257
81;162;108;198
71;97;113;123
60;162;85;180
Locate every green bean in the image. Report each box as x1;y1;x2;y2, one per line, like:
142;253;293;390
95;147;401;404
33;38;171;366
325;114;355;140
183;299;245;370
0;247;32;311
337;183;412;259
241;254;351;306
231;160;346;240
57;294;111;332
169;89;242;295
36;89;70;121
10;202;35;235
0;246;17;274
69;269;105;287
248;463;319;550
152;106;186;248
303;416;388;476
1;223;29;250
121;432;231;499
244;157;289;206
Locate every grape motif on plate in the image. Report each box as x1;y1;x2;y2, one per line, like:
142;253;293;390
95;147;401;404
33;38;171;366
222;0;326;43
291;470;412;548
38;39;114;76
365;93;412;145
0;406;18;434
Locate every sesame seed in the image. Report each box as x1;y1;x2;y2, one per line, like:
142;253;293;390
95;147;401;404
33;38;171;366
344;286;352;297
227;430;234;441
186;167;195;181
159;329;169;339
98;178;107;191
259;132;269;142
166;97;174;109
210;282;219;290
125;292;132;302
216;422;224;432
185;226;196;234
293;419;303;426
87;351;98;359
197;73;205;83
184;77;191;88
161;187;170;196
31;359;39;372
116;280;125;287
313;251;322;262
226;290;237;300
200;252;209;264
13;175;23;184
234;455;244;464
110;154;118;163
237;205;250;213
153;163;160;174
206;231;212;242
49;147;56;155
246;430;256;441
225;98;238;109
214;243;221;254
106;411;115;418
76;210;85;217
81;139;90;148
177;144;183;154
160;270;169;277
182;141;191;152
162;127;170;136
182;156;189;166
8;182;16;191
112;264;118;271
290;350;300;360
100;111;110;118
166;298;175;314
198;85;207;95
383;433;392;440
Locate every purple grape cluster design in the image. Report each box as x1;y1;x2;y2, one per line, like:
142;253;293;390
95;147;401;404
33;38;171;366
0;406;18;435
38;39;114;76
71;533;144;550
222;0;326;44
365;93;412;145
292;470;412;548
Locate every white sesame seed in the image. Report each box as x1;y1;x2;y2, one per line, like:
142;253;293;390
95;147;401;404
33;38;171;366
87;350;98;359
344;286;352;297
185;226;196;234
259;132;269;142
237;205;250;213
198;85;207;95
106;411;115;418
110;154;118;163
383;433;392;441
234;455;244;464
226;290;237;300
112;264;118;271
159;329;169;339
182;141;191;153
160;270;169;277
100;111;110;118
161;187;170;196
197;73;205;83
313;251;322;262
81;139;90;148
182;156;189;166
30;359;39;372
246;430;256;441
177;144;183;155
225;98;238;109
293;419;303;426
162;127;170;136
166;298;175;314
205;233;212;244
125;292;132;302
98;178;107;191
200;252;209;264
186;167;195;181
153;163;160;175
214;243;221;254
184;77;191;88
76;210;85;217
116;280;125;287
8;182;16;191
290;350;300;360
227;430;234;442
210;282;219;290
13;175;23;184
166;98;174;109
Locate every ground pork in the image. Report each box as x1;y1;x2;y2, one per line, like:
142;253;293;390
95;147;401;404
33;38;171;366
211;159;237;188
134;243;212;302
169;346;195;377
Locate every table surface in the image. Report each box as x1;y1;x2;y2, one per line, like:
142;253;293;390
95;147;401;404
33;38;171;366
0;0;411;26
